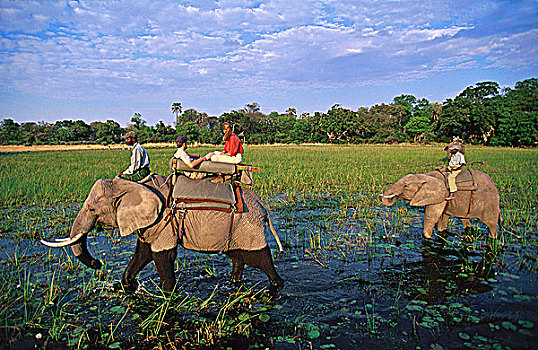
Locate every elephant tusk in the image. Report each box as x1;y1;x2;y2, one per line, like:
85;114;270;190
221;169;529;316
40;232;85;248
382;194;397;199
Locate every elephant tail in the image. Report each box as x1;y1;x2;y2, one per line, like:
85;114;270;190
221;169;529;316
245;188;284;252
267;213;283;253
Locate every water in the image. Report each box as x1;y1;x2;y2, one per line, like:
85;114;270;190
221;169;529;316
1;196;537;349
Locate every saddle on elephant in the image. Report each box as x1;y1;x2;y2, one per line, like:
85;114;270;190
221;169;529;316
436;165;479;192
167;160;263;253
170;158;258;186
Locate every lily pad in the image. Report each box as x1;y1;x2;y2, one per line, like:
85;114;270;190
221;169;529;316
307;329;320;339
459;332;470;340
110;306;125;313
518;320;534;329
258;313;270;323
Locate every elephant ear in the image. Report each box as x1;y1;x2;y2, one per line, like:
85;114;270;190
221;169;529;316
113;178;163;237
410;176;446;207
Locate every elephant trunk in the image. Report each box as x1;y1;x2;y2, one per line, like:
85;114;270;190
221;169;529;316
70;207;103;270
381;189;399;206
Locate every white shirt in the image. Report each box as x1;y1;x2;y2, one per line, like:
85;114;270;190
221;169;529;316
448;151;466;169
173;148;192;164
123;142;150;174
173;148;206;179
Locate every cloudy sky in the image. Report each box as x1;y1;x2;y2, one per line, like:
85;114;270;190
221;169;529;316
1;0;536;126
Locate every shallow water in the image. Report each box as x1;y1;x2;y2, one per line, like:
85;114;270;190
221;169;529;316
1;195;537;349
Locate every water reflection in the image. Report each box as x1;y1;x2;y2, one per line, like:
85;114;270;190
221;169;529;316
381;239;495;303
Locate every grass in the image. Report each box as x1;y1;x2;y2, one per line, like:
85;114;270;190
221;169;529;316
1;144;536;210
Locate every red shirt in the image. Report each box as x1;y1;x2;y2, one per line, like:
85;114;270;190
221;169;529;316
223;133;244;156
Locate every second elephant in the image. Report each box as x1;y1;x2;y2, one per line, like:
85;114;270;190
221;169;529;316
381;169;500;239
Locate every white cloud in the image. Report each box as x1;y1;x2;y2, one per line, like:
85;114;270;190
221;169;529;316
0;0;536;123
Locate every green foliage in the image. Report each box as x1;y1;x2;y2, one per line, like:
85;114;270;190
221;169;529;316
0;118;22;144
1;78;536;147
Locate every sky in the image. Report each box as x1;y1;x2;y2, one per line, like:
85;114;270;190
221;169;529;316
0;0;537;126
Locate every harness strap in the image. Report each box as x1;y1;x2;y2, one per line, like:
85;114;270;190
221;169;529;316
167;203;236;252
467;190;474;215
234;183;244;213
181;206;232;213
167;208;186;240
166;173;175;208
220;211;235;254
175;198;234;205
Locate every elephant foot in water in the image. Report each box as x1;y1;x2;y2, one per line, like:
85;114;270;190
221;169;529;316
114;279;139;293
269;276;285;296
225;247;284;296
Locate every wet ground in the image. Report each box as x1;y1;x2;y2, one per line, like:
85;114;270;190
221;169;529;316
1;194;537;349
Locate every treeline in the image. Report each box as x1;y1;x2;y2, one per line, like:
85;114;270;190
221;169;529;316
1;78;536;147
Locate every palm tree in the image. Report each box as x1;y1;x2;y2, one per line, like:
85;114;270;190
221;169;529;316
171;102;182;128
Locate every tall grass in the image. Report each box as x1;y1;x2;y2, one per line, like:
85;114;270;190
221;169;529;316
2;144;536;210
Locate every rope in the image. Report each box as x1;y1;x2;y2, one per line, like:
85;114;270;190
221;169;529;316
467;190;474;215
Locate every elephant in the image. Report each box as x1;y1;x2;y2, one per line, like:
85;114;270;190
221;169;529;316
41;175;284;295
381;168;500;240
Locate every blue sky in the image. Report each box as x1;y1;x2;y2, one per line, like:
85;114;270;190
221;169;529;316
1;0;536;126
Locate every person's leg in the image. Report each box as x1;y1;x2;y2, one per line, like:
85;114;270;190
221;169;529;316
119;167;150;182
446;169;461;200
210;154;242;164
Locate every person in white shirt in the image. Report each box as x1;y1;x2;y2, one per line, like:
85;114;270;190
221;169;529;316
117;131;151;182
171;136;209;179
446;144;466;200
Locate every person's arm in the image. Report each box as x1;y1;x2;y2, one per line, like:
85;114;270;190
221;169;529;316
131;146;143;172
122;148;138;174
184;156;208;168
176;149;208;168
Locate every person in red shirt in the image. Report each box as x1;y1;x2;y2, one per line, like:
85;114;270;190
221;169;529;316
206;122;244;164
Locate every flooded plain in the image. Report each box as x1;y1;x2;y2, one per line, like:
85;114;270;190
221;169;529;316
1;191;536;349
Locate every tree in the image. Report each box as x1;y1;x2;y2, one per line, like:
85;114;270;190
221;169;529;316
171;102;182;128
404;116;433;143
95;120;122;144
0;118;22;145
392;94;417;132
179;121;199;142
493;78;538;146
437;81;501;144
54;120;76;142
318;104;358;142
130;113;145;129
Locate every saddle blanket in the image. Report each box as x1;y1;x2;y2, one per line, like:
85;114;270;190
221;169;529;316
173;174;235;204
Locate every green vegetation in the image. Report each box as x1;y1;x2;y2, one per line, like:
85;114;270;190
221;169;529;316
1;78;537;147
1;144;536;211
0;145;536;348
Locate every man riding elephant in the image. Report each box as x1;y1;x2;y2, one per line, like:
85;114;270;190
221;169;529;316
117;131;151;182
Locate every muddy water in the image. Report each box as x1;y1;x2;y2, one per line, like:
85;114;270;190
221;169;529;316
1;196;537;349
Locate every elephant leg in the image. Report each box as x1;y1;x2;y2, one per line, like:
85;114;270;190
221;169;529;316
226;247;284;295
461;219;472;229
121;239;153;292
423;203;445;239
152;248;178;292
483;218;498;239
437;214;449;233
224;253;245;283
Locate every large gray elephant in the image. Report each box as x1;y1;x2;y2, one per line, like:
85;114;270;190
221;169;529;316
41;176;284;294
381;169;500;239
